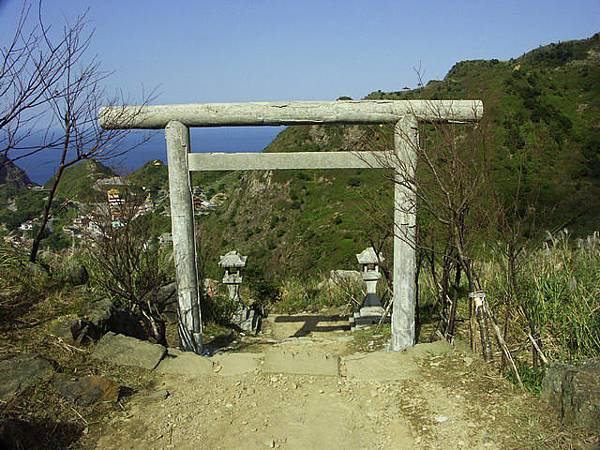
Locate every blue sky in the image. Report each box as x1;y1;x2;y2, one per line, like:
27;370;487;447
1;0;598;104
1;0;599;182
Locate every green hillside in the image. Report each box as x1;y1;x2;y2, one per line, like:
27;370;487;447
44;159;117;203
192;34;600;281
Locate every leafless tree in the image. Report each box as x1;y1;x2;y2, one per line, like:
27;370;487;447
1;2;74;157
25;7;153;263
86;189;170;344
1;2;153;262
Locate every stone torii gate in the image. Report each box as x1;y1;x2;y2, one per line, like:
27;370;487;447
99;100;483;354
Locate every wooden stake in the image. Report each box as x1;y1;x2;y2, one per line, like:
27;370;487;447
527;333;548;365
483;301;524;390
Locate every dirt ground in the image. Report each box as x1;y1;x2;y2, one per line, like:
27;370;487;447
83;314;595;450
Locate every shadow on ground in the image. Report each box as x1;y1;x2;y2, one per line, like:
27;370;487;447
0;417;83;450
274;314;350;337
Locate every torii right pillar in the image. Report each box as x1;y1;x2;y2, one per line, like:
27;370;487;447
390;115;419;351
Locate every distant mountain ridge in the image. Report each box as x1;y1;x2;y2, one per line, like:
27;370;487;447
0;155;33;188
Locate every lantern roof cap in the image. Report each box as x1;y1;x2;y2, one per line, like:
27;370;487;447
356;247;384;265
219;250;247;268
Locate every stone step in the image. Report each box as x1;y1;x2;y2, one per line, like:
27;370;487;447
262;351;340;377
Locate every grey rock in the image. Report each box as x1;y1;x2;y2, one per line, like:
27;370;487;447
92;332;166;370
0;354;53;401
156;282;177;306
54;374;121;406
65;264;89;286
155;282;178;323
541;359;600;433
72;298;147;342
72;298;115;342
145;389;170;401
48;315;79;344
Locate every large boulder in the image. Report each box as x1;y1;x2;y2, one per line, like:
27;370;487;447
329;270;362;285
62;264;89;286
54;374;121;406
155;282;178;323
0;354;54;401
91;332;166;370
541;359;600;433
156;280;221;324
72;297;115;342
72;298;147;343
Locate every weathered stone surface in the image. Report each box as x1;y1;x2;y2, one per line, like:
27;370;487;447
54;374;121;406
212;352;264;376
92;332;166;370
48;315;79;344
541;359;600;433
156;351;213;376
64;264;89;286
343;342;451;381
329;269;362;285
72;298;147;342
343;352;420;381
72;297;115;342
263;351;339;377
0;354;53;401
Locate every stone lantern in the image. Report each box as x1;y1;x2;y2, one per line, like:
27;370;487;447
219;250;256;332
350;247;389;330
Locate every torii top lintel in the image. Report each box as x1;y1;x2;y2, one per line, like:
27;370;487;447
99;100;483;130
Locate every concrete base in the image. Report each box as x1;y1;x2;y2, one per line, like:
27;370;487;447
262;351;340;377
232;305;261;333
343;341;452;381
350;306;390;331
156;348;263;377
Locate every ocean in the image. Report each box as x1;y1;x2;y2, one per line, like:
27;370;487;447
12;126;285;185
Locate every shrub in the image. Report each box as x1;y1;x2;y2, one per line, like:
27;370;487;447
84;192;172;344
0;242;48;299
485;231;600;362
276;274;363;314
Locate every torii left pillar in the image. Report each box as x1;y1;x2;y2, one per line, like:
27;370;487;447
165;120;203;352
390;115;418;351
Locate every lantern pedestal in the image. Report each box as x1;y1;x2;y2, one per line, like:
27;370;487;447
219;250;260;333
351;248;390;330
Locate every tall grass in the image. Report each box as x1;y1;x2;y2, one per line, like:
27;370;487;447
277;274;365;314
485;231;600;362
0;242;48;299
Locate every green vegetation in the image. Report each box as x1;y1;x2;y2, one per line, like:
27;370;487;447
275;275;364;314
126;160;168;196
45;159;117;203
485;231;600;363
0;185;47;230
191;34;600;286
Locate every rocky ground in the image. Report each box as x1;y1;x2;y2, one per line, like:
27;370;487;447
79;315;595;450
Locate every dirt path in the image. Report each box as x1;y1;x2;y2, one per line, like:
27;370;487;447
89;315;581;450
